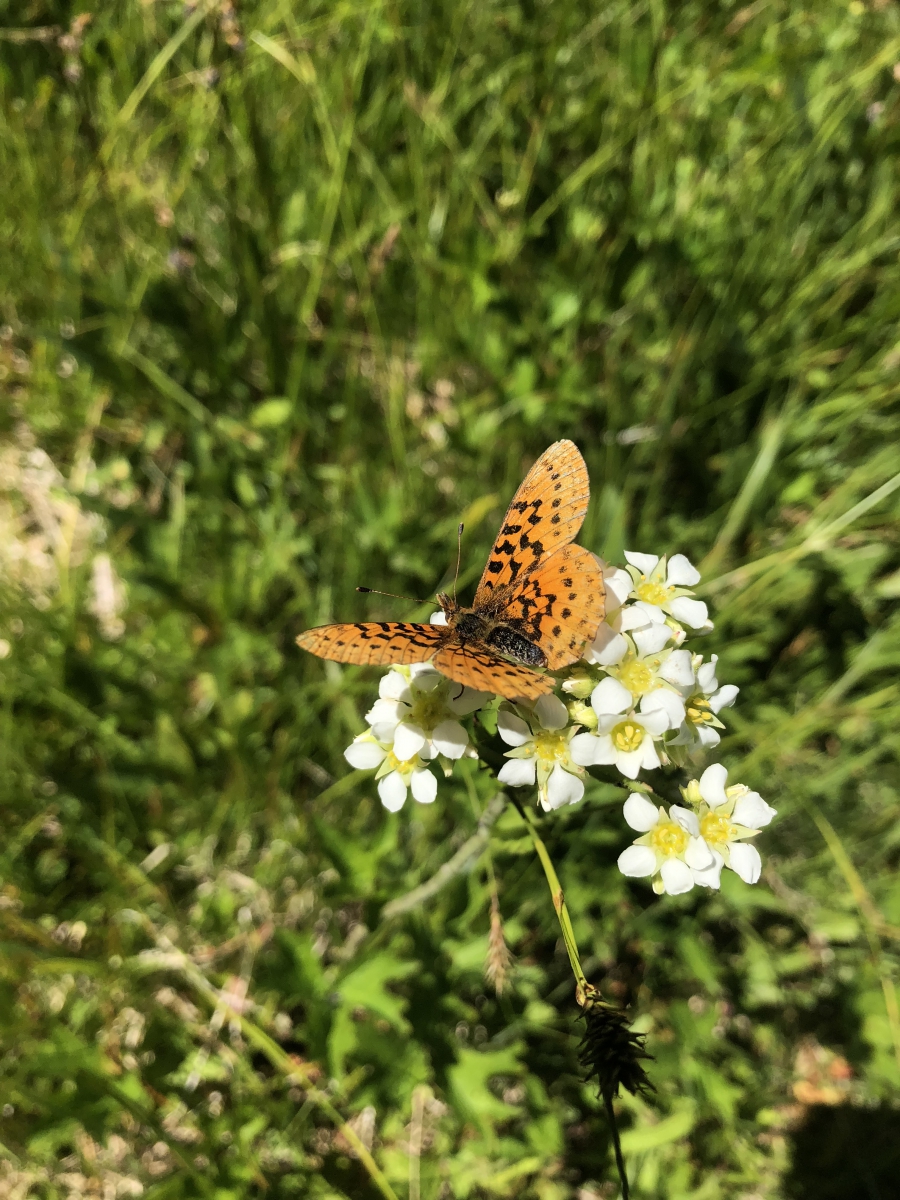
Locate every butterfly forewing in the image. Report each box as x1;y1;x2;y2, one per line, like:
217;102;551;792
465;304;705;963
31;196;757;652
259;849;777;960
296;621;447;666
474;439;590;607
433;643;555;703
500;544;605;669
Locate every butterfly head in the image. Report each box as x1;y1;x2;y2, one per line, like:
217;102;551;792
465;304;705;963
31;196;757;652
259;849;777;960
436;591;459;617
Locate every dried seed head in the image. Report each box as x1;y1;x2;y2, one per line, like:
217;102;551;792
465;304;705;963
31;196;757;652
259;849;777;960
484;895;513;996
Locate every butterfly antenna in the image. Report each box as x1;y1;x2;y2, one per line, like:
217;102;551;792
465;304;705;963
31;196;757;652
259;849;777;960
453;523;464;604
357;586;430;604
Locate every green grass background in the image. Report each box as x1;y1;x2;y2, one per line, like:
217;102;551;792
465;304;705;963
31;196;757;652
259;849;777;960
2;1;900;1196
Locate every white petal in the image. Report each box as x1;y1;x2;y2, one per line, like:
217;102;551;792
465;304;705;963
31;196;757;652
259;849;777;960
497;758;537;787
603;567;633;611
587;629;629;666
497;710;532;747
635;709;669;736
709;684;739;714
624;551;660;576
622;793;660;832
732;792;777;829
588;733;618;764
684;835;713;868
659;649;695;690
691;851;724;890
431;719;468;759
619;605;654;631
696;725;721;748
660;858;694;895
543;764;584;810
670;805;700;837
379;671;412;702
696;657;718;694
669;597;709;629
729;843;762;884
666;554;701;587
698;763;729;808
615;748;645;779
393;721;427;760
634;628;672;658
638;739;662;770
366;698;404;727
629;601;666;625
430;610;448;625
640;689;685;729
591;676;633;717
344;739;387;770
617;845;657;878
535;693;568;730
410;767;437;804
378;772;407;812
409;663;437;681
448;687;492;716
410;668;442;693
569;732;602;766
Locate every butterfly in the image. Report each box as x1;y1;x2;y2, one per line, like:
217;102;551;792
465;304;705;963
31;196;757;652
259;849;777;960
296;440;606;703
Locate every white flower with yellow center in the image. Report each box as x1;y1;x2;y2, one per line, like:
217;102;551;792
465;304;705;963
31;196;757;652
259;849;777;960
681;763;777;887
344;732;439;812
569;677;671;779
623;551;709;630
670;655;739;750
497;694;586;811
365;664;490;762
616;793;716;895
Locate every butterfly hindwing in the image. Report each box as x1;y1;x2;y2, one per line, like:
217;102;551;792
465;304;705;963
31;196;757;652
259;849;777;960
433;642;555;703
474;439;590;607
498;544;606;670
296;621;448;667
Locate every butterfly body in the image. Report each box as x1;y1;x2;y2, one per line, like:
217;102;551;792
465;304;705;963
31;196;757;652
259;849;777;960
297;441;605;703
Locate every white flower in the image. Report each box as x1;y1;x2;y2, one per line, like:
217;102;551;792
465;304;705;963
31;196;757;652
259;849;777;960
669;653;739;751
365;664;490;762
584;563;675;666
616;792;716;895
623;551;709;630
344;732;439;812
569;677;670;779
681;764;777;888
601;640;687;729
497;694;586;811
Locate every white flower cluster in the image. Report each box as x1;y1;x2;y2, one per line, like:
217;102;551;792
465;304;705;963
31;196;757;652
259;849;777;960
566;552;737;776
344;663;489;811
617;765;776;895
339;550;772;897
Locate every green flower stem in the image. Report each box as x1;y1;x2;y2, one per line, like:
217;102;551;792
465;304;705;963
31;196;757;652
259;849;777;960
514;799;592;1006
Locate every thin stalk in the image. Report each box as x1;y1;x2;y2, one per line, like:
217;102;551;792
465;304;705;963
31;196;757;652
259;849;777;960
515;799;590;1002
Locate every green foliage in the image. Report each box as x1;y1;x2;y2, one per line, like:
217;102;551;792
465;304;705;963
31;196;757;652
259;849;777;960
1;1;900;1196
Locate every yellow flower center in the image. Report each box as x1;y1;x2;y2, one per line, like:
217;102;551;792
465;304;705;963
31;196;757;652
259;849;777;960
686;697;714;725
636;580;673;606
533;730;568;765
612;720;644;753
617;659;654;696
700;811;736;847
410;690;447;732
650;820;688;858
384;750;417;775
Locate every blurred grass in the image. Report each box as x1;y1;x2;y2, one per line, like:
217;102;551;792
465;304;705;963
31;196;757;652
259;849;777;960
1;0;900;1196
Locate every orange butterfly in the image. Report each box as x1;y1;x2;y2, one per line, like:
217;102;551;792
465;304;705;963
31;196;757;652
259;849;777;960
296;440;606;703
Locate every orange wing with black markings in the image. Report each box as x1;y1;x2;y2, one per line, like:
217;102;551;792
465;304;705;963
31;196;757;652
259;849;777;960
432;643;555;704
295;621;448;667
499;544;605;670
474;440;590;607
